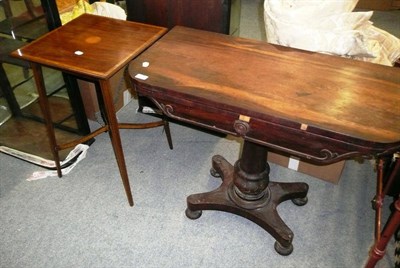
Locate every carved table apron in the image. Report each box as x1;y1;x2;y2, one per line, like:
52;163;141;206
129;26;400;255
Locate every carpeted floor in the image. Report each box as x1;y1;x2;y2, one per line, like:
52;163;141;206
1;1;399;267
0;95;396;268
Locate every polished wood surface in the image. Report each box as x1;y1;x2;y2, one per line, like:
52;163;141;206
129;26;400;163
128;26;309;255
12;14;167;79
129;25;400;256
11;14;172;206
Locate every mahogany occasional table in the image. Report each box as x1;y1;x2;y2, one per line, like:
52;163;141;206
11;14;172;206
129;26;400;256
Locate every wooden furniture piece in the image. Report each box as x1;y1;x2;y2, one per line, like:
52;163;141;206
366;154;400;267
126;0;240;114
129;26;400;255
11;14;173;206
126;0;241;36
0;0;91;163
0;37;29;117
356;0;400;10
0;37;77;132
0;0;48;41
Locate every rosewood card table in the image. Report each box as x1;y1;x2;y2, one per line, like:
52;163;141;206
11;14;172;206
129;26;400;255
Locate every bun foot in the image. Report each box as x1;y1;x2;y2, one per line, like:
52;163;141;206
274;241;293;256
292;196;308;206
185;208;202;220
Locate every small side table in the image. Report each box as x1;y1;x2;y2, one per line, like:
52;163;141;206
11;14;172;206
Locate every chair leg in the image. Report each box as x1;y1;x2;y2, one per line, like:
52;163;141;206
366;197;400;268
367;156;400;267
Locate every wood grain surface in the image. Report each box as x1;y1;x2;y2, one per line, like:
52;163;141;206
12;14;167;79
130;26;400;145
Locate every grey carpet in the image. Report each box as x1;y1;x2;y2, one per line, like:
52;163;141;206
1;0;398;267
0;98;395;268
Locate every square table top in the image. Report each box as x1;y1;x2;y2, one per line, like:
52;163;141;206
129;26;400;145
12;14;167;79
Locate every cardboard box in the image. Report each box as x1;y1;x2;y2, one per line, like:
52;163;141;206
267;151;345;184
78;68;132;121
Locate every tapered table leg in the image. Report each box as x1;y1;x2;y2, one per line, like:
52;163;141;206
31;63;62;177
99;79;134;207
186;141;308;255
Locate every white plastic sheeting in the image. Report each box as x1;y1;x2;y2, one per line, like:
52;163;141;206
264;0;400;66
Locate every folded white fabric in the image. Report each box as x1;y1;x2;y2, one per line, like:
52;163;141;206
264;0;400;66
